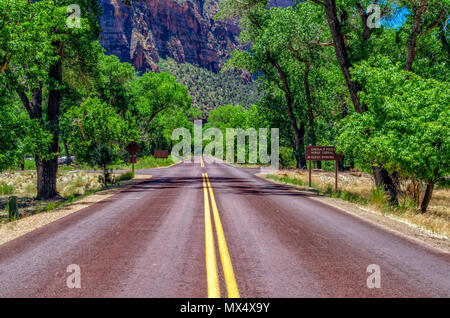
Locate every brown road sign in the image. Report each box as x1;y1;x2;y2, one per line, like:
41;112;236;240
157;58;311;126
305;146;342;191
125;141;140;156
306;146;342;161
129;156;137;164
154;150;169;159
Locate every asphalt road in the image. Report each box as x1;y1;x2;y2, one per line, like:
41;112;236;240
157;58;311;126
0;159;449;297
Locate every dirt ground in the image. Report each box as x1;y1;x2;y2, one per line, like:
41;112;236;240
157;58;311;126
0;175;151;246
0;171;145;224
272;169;449;238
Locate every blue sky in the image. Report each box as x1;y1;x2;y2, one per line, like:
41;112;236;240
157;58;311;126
382;6;409;29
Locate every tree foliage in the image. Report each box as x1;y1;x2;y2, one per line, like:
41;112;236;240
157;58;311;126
216;0;449;210
159;58;262;111
336;57;449;211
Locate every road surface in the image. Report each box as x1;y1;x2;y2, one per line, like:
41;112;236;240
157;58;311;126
0;159;449;297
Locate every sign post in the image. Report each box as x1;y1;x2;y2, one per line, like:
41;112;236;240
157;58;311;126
335;160;338;191
125;141;140;174
309;158;312;187
305;146;342;191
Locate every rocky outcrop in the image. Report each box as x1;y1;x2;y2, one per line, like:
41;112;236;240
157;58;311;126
98;0;240;73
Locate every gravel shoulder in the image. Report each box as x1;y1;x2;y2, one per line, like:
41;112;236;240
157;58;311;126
258;174;450;253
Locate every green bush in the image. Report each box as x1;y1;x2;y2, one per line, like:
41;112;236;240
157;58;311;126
370;188;386;207
324;185;333;196
0;184;14;195
340;190;352;201
118;171;134;181
279;147;296;168
45;202;57;211
67;194;75;203
438;177;450;189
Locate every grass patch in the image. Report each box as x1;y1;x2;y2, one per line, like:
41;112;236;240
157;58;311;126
265;170;450;238
267;174;391;208
111;156;175;170
117;171;134;182
267;174;306;187
0;170;144;225
0;184;14;195
45;202;58;211
12;156;175;172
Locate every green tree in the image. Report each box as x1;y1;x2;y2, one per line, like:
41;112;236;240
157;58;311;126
159;58;261;111
62;97;137;163
62;97;138;182
0;0;101;199
91;145;117;187
129;72;192;143
0;93;51;171
94;53;136;115
218;2;337;167
336;57;449;211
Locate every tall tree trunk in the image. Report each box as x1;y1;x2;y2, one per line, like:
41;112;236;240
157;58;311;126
355;2;372;43
313;1;399;202
269;58;307;168
289;49;319;169
420;182;434;213
391;170;402;195
62;138;72;165
36;41;64;200
323;0;366;113
35;157;59;199
372;166;398;205
405;0;427;71
324;0;401;201
296;121;307;168
302;61;321;169
337;98;348;171
337;158;344;171
338;97;348;171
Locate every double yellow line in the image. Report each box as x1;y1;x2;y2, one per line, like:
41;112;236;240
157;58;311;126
202;172;240;298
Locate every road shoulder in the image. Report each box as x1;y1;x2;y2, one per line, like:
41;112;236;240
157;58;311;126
0;175;151;246
257;173;450;253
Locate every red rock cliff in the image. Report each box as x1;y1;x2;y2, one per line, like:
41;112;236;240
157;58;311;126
98;0;240;73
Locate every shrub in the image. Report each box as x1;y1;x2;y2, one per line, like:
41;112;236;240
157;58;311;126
67;194;75;203
0;184;14;195
324;185;333;196
438;177;450;189
45;202;57;211
118;171;134;182
370;188;386;207
91;145;117;187
279;147;296;168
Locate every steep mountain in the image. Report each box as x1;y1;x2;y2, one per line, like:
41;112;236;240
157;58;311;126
98;0;240;73
159;58;261;111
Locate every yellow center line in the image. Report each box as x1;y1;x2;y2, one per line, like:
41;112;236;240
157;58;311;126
205;173;240;298
202;173;220;298
201;157;205;167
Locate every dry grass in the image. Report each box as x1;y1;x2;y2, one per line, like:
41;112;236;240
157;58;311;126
271;169;450;238
0;170;152;226
0;171;102;198
0;171;103;224
0;176;151;246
